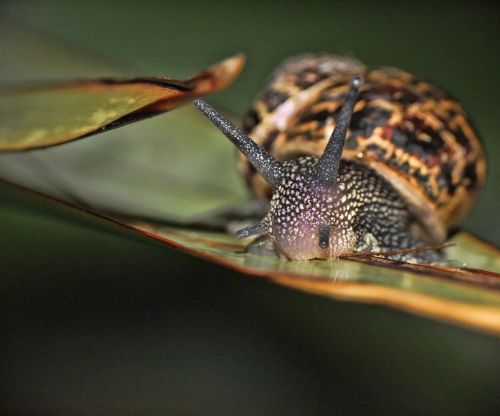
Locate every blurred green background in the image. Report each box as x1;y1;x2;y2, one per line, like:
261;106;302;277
1;1;499;415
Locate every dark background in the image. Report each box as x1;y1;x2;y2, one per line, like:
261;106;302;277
1;1;500;415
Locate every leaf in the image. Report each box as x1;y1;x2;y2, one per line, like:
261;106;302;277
0;54;245;152
112;220;499;335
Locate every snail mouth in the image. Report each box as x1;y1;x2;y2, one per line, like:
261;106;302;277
275;242;349;261
272;225;357;260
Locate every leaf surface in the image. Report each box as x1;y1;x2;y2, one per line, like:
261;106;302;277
123;220;500;335
0;54;244;152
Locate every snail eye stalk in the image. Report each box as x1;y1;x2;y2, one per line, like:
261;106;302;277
315;76;362;186
193;99;283;188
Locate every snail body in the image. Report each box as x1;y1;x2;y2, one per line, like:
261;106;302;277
194;55;486;262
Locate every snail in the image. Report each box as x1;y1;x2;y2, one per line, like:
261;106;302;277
193;55;486;263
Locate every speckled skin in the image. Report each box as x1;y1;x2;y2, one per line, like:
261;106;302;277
194;54;485;263
258;156;440;262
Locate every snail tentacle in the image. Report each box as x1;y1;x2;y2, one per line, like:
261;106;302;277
315;76;362;186
194;99;283;188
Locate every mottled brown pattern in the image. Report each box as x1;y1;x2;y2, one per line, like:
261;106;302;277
240;55;486;241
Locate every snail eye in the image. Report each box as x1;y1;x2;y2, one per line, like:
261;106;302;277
319;224;330;249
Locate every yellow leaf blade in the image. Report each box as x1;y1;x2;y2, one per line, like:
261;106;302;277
0;54;245;152
125;222;500;336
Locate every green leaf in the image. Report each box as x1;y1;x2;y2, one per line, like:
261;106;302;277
118;220;500;335
0;54;244;152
